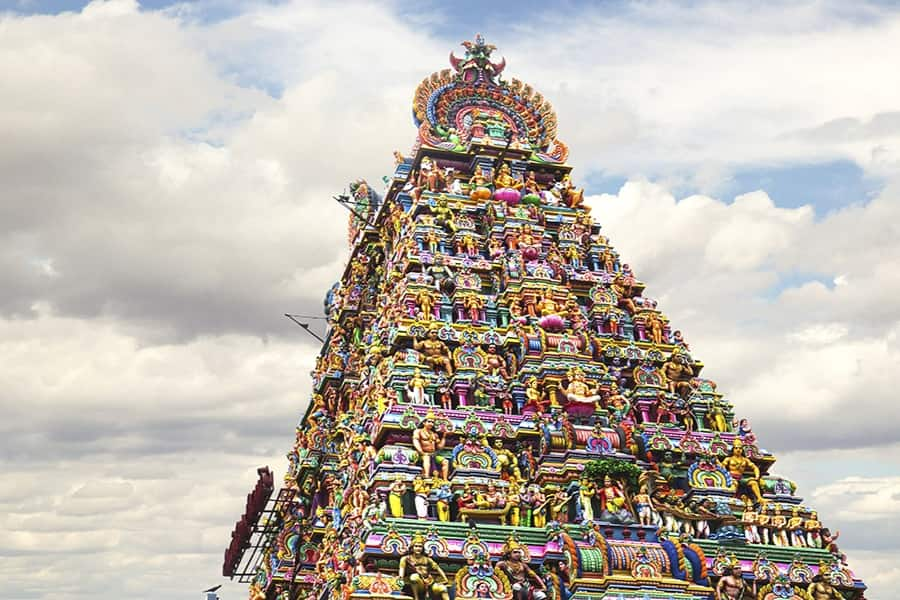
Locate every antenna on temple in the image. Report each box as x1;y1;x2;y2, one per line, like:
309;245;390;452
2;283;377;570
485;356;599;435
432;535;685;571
333;191;378;229
284;313;326;343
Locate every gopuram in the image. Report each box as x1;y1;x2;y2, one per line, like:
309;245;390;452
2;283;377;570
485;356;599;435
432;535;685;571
224;37;867;600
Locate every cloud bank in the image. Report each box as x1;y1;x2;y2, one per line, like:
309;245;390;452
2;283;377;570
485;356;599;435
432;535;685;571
1;1;899;598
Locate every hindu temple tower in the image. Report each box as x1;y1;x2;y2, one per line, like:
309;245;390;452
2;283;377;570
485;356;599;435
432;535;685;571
224;37;867;600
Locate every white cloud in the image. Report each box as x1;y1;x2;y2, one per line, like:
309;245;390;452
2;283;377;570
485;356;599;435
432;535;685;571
1;1;899;599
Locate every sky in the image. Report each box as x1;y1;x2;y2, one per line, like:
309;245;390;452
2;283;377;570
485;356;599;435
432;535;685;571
1;0;899;598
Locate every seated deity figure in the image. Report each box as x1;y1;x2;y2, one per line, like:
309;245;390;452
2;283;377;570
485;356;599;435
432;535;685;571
598;476;635;524
493;163;522;190
663;351;695;399
720;439;766;505
517;224;541;260
399;534;450;600
495;538;547;600
469;169;492;201
475;482;507;509
523;170;541;195
562;368;602;407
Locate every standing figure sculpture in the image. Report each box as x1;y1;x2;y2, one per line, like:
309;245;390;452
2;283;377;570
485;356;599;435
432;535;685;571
407;368;428;405
413;416;450;480
414;327;455;375
716;565;751;599
399;534;450;600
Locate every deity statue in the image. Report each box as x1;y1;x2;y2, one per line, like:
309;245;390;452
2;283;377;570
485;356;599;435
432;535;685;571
523;170;540;194
807;573;844;599
805;510;822;548
469;170;493;201
495;538;547;600
577;476;596;522
644;312;665;345
720;440;766;505
484;344;509;379
415;158;447;199
493;163;522;190
517;224;541;260
529;485;547;528
388;475;407;518
663;351;695;399
463;293;483;322
488;237;504;259
633;481;656;526
548;485;570;524
524;376;549;414
599;475;635;524
414;327;455;375
429;194;456;232
557;174;584;208
600;248;615;273
610;276;636;314
564;244;582;268
457;483;477;510
424;230;440;255
788;507;807;547
715;565;751;600
413;475;431;519
433;482;453;522
708;398;730;432
606;382;631;423
407;368;428;405
507;480;522;526
493;439;522;480
562;368;602;407
398;533;450;600
413;415;450;479
771;504;788;547
757;505;772;545
741;498;761;544
475;482;506;509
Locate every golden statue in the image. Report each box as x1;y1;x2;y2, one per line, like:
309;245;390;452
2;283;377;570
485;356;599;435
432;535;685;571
413;414;450;479
399;533;450;600
414;327;455;375
493;163;522;189
807;573;843;600
493;439;522;480
536;289;560;316
720;440;765;505
644;312;664;345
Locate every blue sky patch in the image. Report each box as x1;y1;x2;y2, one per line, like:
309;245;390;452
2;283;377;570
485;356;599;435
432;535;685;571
724;159;883;217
